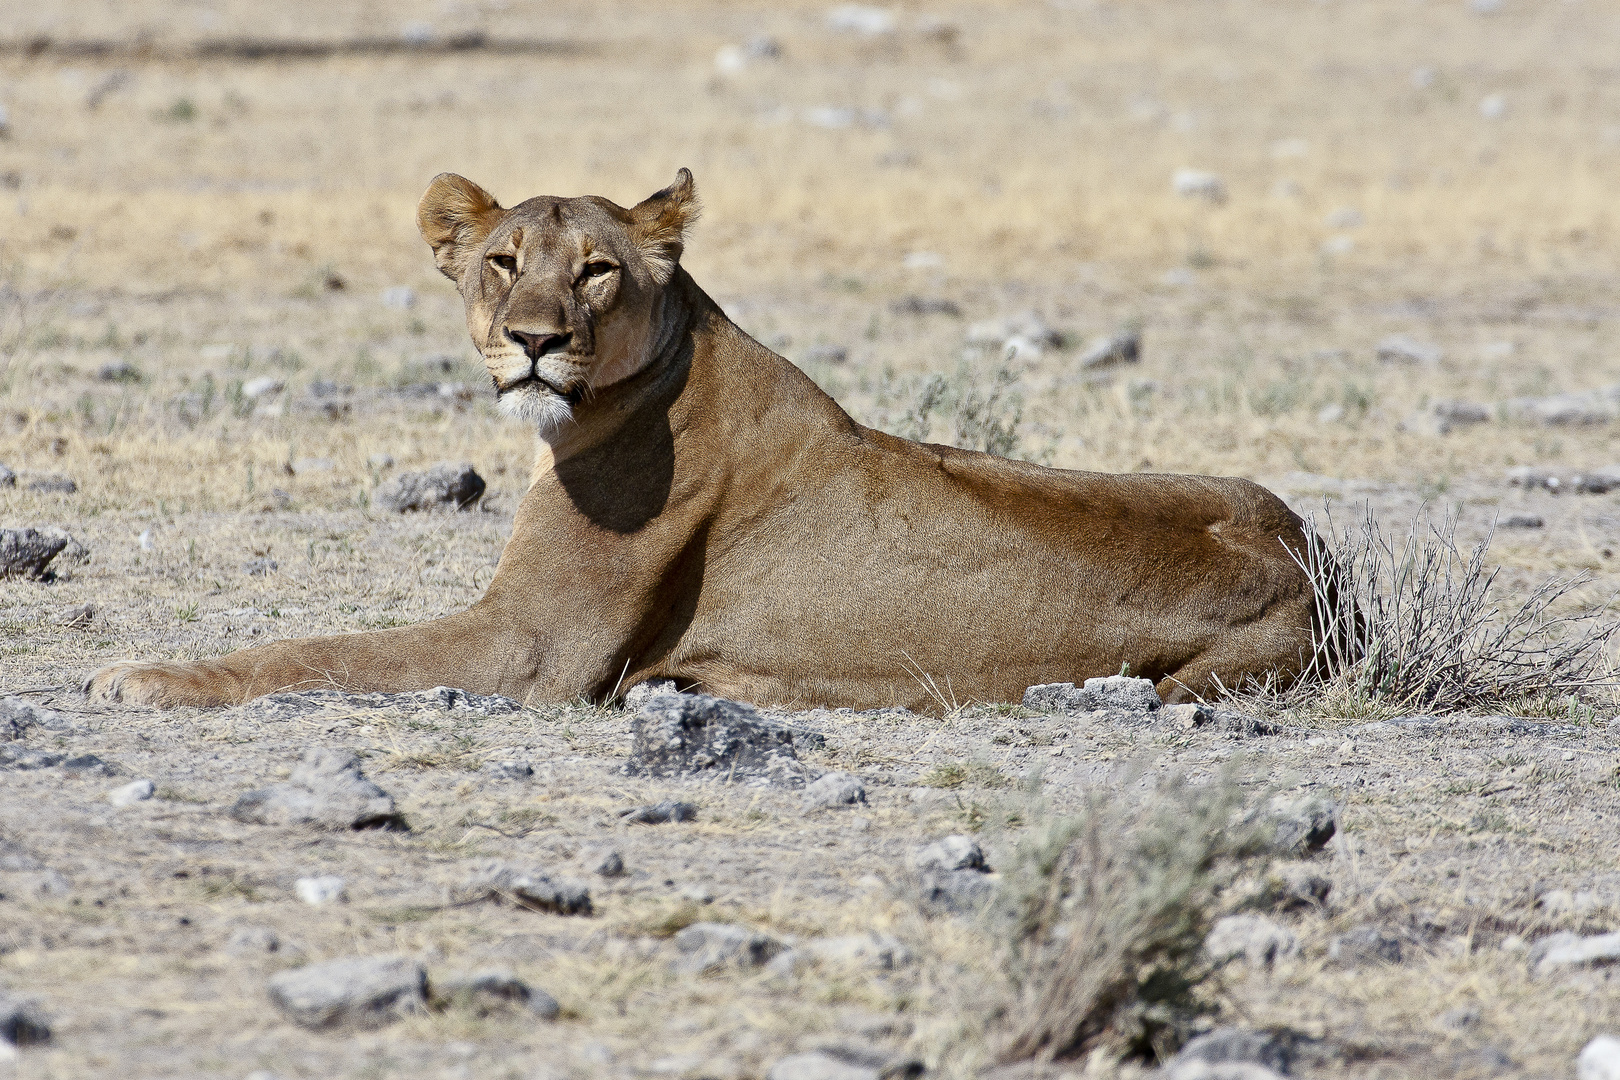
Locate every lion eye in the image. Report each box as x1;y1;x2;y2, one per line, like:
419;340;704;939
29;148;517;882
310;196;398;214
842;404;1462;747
489;254;518;273
582;261;616;279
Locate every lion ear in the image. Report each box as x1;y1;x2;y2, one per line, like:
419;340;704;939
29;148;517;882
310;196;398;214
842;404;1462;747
630;168;700;284
417;173;505;282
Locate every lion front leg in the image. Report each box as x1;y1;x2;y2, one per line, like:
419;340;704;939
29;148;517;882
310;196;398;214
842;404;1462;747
84;606;550;708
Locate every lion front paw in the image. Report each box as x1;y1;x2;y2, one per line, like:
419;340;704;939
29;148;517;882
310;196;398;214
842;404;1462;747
83;661;237;708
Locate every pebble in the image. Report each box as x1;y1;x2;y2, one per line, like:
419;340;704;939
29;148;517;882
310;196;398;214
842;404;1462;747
372;462;486;512
801;771;867;810
673;922;789;974
108;779;155;807
432;967;558;1019
461;861;593;915
1172;168;1227;203
1529;931;1620;975
479;759;534;781
55;602;94;628
1376;335;1443;366
1579;1036;1620;1080
0;464;12;487
1075;331;1141;371
294;875;346;905
0;989;51;1047
580;846;625;878
619;800;698;824
266;955;427;1031
230;747;405;831
0;528;69;580
1205;914;1298;967
1329;924;1405;966
626;691;811;787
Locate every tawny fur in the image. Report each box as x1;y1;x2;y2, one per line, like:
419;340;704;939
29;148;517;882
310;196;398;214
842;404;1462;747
86;170;1318;712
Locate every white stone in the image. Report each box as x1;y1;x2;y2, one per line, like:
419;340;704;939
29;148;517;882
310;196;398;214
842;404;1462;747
108;779;155;807
1172;168;1226;203
1579;1036;1620;1080
1479;93;1507;120
1206;914;1298;966
242;376;285;400
380;286;415;309
1530;931;1620;975
295;875;347;906
826;4;895;35
911;835;985;873
901;250;943;270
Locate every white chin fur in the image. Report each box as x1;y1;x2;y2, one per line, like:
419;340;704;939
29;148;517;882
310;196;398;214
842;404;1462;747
498;387;575;435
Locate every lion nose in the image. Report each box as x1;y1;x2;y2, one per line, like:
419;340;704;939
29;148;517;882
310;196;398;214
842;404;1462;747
506;329;570;360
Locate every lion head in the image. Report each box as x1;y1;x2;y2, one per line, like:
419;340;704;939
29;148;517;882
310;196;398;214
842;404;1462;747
416;169;700;433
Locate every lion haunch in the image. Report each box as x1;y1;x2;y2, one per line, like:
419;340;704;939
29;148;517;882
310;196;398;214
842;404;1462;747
86;170;1321;712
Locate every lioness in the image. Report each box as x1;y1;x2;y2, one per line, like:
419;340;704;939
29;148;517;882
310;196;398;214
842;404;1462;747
88;170;1320;711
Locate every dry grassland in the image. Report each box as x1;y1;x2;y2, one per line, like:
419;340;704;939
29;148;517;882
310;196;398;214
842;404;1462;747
4;1;1620;1078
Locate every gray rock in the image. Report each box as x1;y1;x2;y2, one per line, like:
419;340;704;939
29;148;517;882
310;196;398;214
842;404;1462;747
1505;387;1620;427
799;932;914;971
226;926;294;955
230;747;405;831
0;464;13;487
673;922;789;974
1270;798;1338;855
580;846;625;877
242;557;278;576
965;310;1063;349
1438;1005;1480;1031
242;376;285;399
911;835;987;873
1076;331;1141;370
461;861;592;915
1022;675;1161;714
0;746;63;770
1259;864;1332;910
108;779;155;807
0;990;51;1047
0;840;44;871
36;527;87;566
1172;168;1227;203
55;602;94;627
1580;1036;1620;1080
8;869;70;898
1206;914;1298;967
1165;1026;1316;1077
63;753;116;777
621;679;676;709
372;462;485;512
1329;924;1405;966
1530;931;1620;975
431;967;558;1020
802;771;867;810
804;344;849;365
619;800;698;824
889;296;960;317
265;955;427;1031
915;868;997;916
766;1046;924;1080
1160;1062;1285;1080
1430;398;1490;433
626;691;812;787
479;759;534;781
26;475;77;495
96;359;139;382
248;686;520;719
1376;335;1443;366
1501;514;1543;529
294;875;346;905
0;528;68;580
0;698;65;740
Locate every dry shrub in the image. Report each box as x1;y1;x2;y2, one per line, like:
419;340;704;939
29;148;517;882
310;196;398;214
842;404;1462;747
1270;509;1616;717
994;773;1266;1065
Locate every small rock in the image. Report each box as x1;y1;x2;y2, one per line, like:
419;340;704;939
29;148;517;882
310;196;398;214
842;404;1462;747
1329;924;1405;966
1270;797;1338;855
911;835;986;873
801;771;867;810
1501;514;1543;529
26;475;77;495
0;746;64;770
622;679;677;709
799;932;914;971
1579;1036;1620;1080
1206;914;1298;967
461;861;592;915
826;5;896;35
96;359;139;382
965;310;1062;350
0;464;13;487
231;747;405;831
673;922;789;974
266;955;427;1031
1376;335;1443;366
380;286;416;309
627;691;811;786
1160;702;1214;729
1172;168;1226;203
241;376;285;399
294;875;346;905
766;1047;924;1080
619;800;698;824
1505;388;1620;427
1022;675;1162;714
0;698;70;739
372;462;485;512
915;869;996;916
1538;888;1606;916
580;846;625;878
1438;1005;1481;1032
227;926;292;955
1479;92;1507;120
0;990;52;1047
108;779;154;807
803;344;849;365
679;883;716;904
1076;331;1141;370
1165;1026;1315;1077
0;528;69;580
289;456;334;475
432;967;558;1019
1529;931;1620;975
366;452;395;470
479;759;534;781
889;297;960;317
242;557;278;576
55;603;94;628
62;754;115;776
1259;864;1332;910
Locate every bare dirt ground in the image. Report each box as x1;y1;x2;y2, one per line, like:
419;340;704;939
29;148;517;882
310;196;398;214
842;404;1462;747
5;1;1620;1077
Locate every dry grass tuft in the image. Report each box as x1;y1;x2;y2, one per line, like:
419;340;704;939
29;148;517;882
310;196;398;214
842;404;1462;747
1262;509;1617;718
992;773;1267;1066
